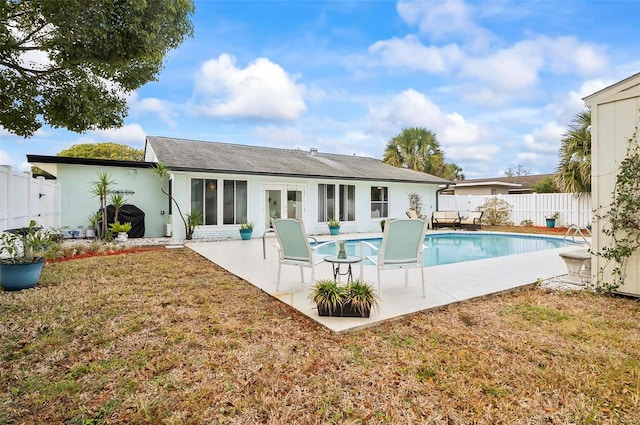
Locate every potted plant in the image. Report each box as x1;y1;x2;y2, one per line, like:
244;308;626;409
380;219;386;232
239;221;254;240
0;221;59;291
109;221;132;242
328;218;341;235
87;212;101;239
545;211;560;228
310;278;379;318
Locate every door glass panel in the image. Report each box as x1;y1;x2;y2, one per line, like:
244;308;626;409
266;189;282;228
287;189;303;219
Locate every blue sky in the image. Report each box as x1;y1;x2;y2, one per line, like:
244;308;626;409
1;0;639;178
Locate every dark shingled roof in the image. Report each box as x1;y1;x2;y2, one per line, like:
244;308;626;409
145;136;451;184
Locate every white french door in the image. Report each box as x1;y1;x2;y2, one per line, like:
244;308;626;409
263;184;304;228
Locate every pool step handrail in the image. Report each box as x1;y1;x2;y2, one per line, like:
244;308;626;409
563;224;592;247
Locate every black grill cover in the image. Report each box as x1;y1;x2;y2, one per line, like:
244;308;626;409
105;204;145;238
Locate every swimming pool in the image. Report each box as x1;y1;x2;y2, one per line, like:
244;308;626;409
315;232;575;267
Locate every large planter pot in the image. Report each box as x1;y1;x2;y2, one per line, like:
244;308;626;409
545;218;556;228
116;232;128;243
317;301;371;318
0;259;45;291
239;229;253;240
329;226;340;236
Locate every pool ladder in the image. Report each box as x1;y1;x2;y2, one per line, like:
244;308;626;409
563;224;592;247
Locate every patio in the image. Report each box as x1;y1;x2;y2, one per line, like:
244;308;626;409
188;231;576;333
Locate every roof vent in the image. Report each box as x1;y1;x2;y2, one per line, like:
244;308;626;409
310;148;318;155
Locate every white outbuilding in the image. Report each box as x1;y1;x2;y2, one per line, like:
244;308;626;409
584;72;640;296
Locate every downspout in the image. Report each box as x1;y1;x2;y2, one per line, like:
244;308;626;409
435;184;453;211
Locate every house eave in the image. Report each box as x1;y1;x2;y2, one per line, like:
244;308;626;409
166;166;448;184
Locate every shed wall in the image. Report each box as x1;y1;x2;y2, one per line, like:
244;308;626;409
590;91;640;295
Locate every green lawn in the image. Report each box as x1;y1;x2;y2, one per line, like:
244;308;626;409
1;246;639;424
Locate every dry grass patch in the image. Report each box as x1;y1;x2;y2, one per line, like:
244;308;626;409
1;248;639;424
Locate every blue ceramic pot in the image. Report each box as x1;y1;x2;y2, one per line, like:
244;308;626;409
0;259;45;291
239;229;253;240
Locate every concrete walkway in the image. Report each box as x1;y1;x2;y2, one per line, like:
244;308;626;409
188;232;579;333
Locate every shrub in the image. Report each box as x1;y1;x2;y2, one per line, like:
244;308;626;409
478;197;512;226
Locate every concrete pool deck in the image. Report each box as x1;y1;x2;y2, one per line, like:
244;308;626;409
188;231;585;333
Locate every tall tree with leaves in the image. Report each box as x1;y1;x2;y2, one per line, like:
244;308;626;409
0;0;194;137
383;127;462;178
58;143;144;161
556;109;591;193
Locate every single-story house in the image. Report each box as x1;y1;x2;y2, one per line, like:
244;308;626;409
442;174;556;195
28;136;451;239
584;71;640;297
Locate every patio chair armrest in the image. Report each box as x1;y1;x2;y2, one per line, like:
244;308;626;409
310;240;336;252
359;240;379;256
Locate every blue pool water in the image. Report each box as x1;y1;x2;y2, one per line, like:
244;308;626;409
315;232;574;267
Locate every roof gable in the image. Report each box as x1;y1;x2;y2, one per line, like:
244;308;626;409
584;72;640;106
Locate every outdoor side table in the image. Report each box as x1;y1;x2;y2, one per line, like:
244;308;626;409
324;255;362;284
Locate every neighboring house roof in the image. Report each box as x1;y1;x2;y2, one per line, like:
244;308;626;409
144;136;451;184
447;174;555;193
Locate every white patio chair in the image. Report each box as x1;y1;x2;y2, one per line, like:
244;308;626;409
272;218;335;291
359;218;429;297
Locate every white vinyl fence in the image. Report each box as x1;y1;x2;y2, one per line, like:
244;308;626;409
0;165;61;231
438;193;592;227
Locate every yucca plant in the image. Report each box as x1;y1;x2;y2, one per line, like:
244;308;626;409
310;278;378;318
311;279;347;315
347;278;380;317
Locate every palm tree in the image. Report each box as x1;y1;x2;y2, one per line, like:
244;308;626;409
556;109;591;194
90;172;115;239
383;127;445;176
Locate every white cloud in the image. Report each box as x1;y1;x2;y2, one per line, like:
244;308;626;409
368;89;480;147
368;35;462;72
523;121;565;153
544;36;608;75
129;92;176;126
194;54;307;120
446;144;501;162
84;124;147;147
250;126;306;146
439;112;480;146
396;0;492;48
0;149;13;166
461;40;543;92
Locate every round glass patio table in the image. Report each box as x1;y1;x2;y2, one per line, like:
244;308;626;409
323;255;362;284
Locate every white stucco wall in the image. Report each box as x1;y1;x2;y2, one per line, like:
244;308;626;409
52;160;441;241
165;171;439;240
56;164;166;238
586;74;640;296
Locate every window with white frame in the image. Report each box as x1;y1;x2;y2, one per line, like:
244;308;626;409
318;183;336;222
223;180;248;224
191;178;218;225
339;184;355;221
191;179;247;225
370;186;388;218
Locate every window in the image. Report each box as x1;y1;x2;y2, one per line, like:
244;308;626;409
339;184;355;221
318;184;336;222
223;180;248;224
191;178;218;225
371;186;388;218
